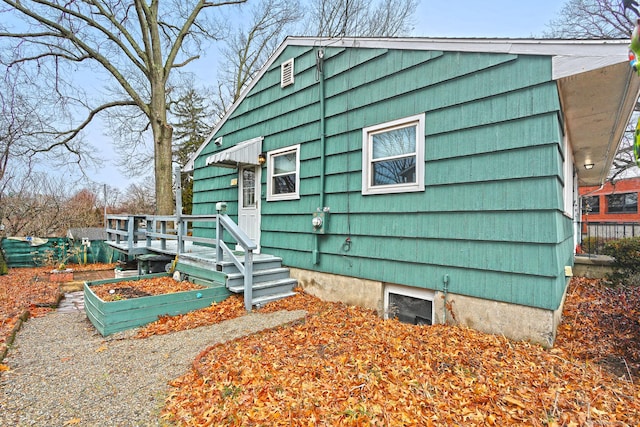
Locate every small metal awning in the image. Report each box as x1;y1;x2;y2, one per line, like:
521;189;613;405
205;137;263;168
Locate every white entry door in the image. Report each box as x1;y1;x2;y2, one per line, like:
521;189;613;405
238;165;261;252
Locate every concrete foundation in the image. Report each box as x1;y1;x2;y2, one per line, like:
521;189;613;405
573;254;614;279
290;268;567;348
433;288;567;348
290;268;384;313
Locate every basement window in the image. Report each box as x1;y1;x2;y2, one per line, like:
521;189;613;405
281;58;294;88
384;284;434;325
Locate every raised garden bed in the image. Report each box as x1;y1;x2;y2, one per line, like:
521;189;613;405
84;273;231;336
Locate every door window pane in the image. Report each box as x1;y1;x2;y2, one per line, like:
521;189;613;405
242;168;256;208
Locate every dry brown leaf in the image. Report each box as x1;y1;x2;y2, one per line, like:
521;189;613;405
159;281;640;425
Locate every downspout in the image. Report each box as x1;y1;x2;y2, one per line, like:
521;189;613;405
313;48;326;265
442;274;449;324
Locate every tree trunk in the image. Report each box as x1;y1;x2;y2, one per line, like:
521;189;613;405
150;78;174;216
154;122;174;215
0;239;7;275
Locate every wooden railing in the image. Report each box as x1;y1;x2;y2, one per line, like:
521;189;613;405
105;213;257;311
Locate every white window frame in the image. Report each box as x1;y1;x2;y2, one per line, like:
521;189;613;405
384;283;435;323
362;114;425;195
267;144;300;201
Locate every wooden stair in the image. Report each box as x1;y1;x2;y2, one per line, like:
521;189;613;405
174;252;297;308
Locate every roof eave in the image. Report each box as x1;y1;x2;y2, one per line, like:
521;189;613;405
183;37;638;181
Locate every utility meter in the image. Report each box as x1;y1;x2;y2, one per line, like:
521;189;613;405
312;207;329;234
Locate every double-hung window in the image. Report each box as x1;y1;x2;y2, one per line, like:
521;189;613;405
267;144;300;201
362;114;425;195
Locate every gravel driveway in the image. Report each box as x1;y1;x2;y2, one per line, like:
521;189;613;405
0;304;306;426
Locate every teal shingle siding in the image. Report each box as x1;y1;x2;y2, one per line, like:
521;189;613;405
192;45;571;311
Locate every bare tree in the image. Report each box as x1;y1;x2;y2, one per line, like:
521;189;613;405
0;67;93;187
305;0;418;38
214;0;304;117
0;0;246;215
117;179;157;214
65;188;104;229
547;0;640;182
545;0;633;38
1;172;69;236
610;116;640;181
212;0;418;121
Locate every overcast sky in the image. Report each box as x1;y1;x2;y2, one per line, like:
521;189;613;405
414;0;564;38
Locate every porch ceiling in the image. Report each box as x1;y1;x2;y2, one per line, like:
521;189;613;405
558;61;640;186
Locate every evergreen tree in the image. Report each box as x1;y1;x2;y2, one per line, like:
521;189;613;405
172;88;213;214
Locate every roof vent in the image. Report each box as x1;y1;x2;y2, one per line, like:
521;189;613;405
281;58;294;88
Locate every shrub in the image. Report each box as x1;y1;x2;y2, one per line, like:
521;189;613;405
580;236;609;254
602;237;640;286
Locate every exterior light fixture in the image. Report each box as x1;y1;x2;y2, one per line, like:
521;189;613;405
584;163;595;170
258;152;267;165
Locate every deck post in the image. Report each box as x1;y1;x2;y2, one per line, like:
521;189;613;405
146;218;153;248
161;219;168;251
127;217;134;250
216;214;223;262
244;250;253;311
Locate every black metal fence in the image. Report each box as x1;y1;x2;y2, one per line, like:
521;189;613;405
578;222;640;254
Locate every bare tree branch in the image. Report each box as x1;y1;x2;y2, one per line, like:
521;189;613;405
0;0;248;214
547;0;640;182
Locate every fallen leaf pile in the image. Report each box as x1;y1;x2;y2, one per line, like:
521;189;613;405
0;264;114;358
68;263;116;272
162;284;640;426
90;276;204;302
2;266;640;425
0;267;62;356
136;295;247;338
556;276;640;378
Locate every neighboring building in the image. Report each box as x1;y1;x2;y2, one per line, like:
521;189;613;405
67;227;108;243
184;37;640;347
580;177;640;223
67;227;121;264
579;177;640;249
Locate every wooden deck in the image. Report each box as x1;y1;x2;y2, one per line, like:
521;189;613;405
105;214;296;312
106;239;278;265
